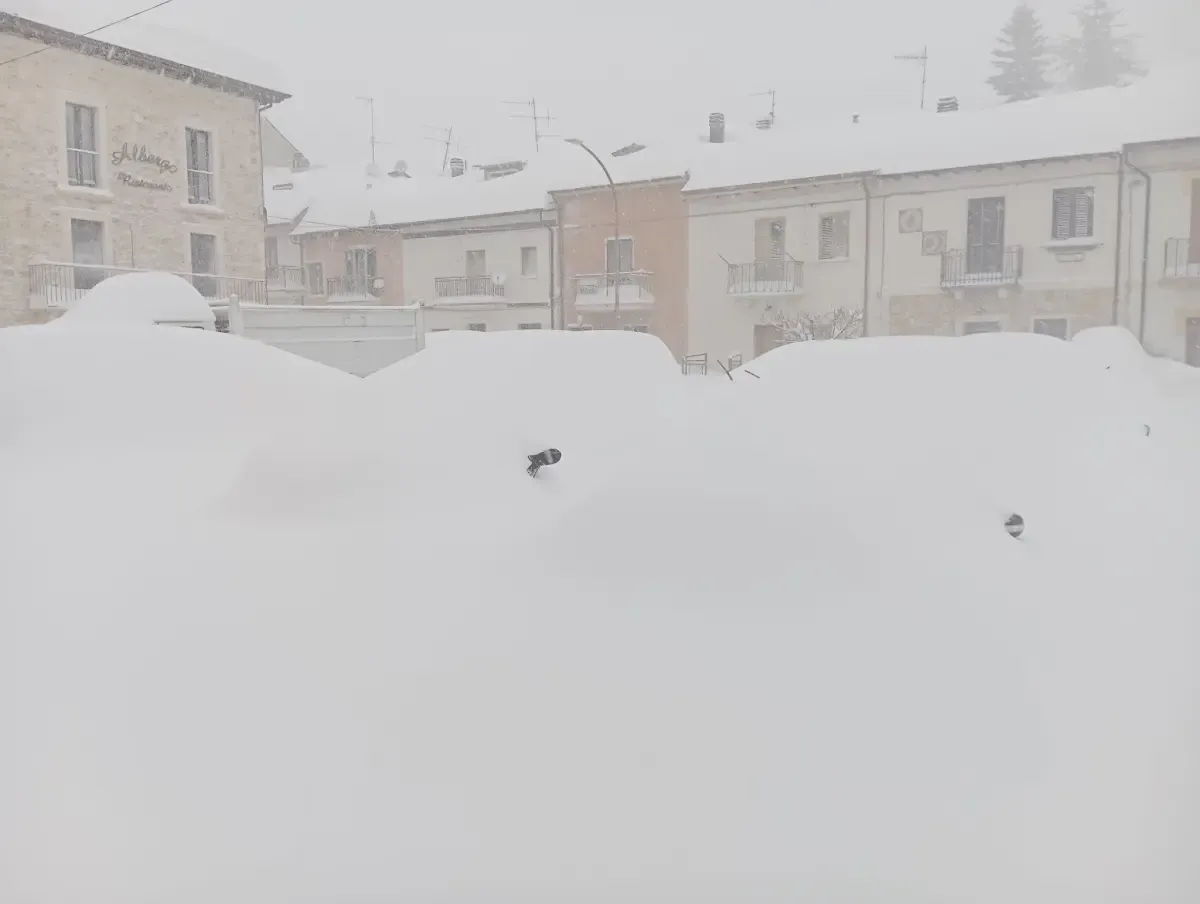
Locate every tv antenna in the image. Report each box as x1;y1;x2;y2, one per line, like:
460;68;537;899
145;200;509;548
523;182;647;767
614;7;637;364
751;88;776;127
894;46;929;110
422;124;455;172
504;97;557;151
356;95;387;163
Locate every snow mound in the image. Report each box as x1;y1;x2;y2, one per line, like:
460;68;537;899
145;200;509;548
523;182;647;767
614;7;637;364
228;328;684;523
4;331;1200;902
55;271;216;327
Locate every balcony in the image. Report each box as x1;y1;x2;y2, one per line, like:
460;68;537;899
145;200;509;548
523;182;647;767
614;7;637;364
266;265;306;292
571;270;654;311
325;275;383;301
433;276;506;303
28;262;266;308
941;247;1023;289
1164;238;1200;281
726;258;803;296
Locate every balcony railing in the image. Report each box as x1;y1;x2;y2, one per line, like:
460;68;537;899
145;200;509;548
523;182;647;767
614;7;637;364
1164;238;1200;280
434;276;506;299
326;275;382;300
941;247;1023;289
571;270;654;310
266;265;306;291
28;261;266;308
726;258;803;295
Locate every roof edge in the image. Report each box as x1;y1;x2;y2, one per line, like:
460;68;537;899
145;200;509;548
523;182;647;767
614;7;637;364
0;13;290;105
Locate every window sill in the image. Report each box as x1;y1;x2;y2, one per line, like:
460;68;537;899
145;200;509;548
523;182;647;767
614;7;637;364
180;202;225;217
58;184;114;202
816;255;851;263
1042;238;1100;251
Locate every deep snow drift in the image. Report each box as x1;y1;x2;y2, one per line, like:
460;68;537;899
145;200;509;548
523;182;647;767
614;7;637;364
2;324;1199;904
54;271;217;328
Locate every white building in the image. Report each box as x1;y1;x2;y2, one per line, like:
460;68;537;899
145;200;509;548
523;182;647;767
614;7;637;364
683;64;1200;363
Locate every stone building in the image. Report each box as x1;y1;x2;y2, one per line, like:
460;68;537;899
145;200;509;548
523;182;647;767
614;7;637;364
0;12;288;325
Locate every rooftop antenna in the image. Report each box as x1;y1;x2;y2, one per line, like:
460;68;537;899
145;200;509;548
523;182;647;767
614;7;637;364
894;46;929;110
751;88;776;126
504;97;556;151
357;95;380;163
422;124;455;172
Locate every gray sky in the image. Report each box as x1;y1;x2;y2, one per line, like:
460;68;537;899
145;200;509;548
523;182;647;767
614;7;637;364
12;0;1196;175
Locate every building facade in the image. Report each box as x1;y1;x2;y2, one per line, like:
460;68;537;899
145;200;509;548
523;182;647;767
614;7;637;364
0;13;288;325
553;178;689;358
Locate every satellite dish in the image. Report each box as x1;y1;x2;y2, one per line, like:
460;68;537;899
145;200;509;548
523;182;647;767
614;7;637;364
389;159;409;177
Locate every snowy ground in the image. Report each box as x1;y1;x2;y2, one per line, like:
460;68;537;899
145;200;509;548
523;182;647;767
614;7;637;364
2;321;1200;903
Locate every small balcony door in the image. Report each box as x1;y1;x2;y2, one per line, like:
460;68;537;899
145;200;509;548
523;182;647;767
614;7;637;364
465;249;487;278
70;218;105;291
190;233;218;298
345;247;378;296
606;237;633;275
754;218;785;281
966;197;1005;275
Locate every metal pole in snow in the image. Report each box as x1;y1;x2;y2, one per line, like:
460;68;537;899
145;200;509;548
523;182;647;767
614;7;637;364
564;138;620;321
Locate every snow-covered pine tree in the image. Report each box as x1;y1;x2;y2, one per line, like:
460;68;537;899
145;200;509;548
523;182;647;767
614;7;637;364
1057;0;1142;90
987;5;1051;102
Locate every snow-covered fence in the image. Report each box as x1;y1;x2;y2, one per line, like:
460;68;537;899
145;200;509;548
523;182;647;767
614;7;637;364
225;296;425;376
681;352;708;376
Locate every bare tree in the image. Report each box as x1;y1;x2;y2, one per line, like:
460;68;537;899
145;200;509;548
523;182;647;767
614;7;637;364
764;307;863;344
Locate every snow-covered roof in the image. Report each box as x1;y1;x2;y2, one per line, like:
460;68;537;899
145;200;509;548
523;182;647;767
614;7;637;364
685;61;1200;192
0;12;288;103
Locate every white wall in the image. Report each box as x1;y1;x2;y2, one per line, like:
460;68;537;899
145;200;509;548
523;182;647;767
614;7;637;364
686;180;868;362
401;217;553;332
424;305;550;331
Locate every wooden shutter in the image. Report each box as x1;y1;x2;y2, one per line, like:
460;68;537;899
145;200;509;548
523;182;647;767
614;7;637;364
1052;190;1072;240
1074;189;1093;238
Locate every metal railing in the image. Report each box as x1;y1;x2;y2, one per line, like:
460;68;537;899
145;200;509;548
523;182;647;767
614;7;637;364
266;265;306;290
681;352;708;375
434;276;506;299
571;270;654;307
325;275;381;300
941;247;1023;288
28;261;265;307
1164;238;1200;280
726;258;802;295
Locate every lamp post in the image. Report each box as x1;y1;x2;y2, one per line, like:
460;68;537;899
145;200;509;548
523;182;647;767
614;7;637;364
564;137;620;318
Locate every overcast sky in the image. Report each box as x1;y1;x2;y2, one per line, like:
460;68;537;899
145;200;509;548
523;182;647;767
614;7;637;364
11;0;1197;175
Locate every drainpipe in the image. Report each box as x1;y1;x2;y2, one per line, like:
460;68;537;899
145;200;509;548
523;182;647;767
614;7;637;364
257;102;275;303
540;208;555;329
1112;152;1126;326
1126;153;1153;344
861;176;872;337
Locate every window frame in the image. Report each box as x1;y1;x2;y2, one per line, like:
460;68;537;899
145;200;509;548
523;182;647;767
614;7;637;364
520;246;538;278
605;236;634;274
185;126;216;205
306;261;325;295
1050;186;1095;241
517;322;543;330
1032;317;1069;340
65;102;100;188
817;211;851;261
188;231;220;298
467;322;488;332
961;319;1003;336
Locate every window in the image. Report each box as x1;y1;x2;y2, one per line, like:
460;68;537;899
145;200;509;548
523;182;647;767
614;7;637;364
966;197;1006;274
818;212;850;260
345;248;378;296
186;127;214;204
623;324;649;332
566;324;594;331
70;218;105;290
606;237;633;274
264;237;279;269
521;246;538;277
306;262;324;294
65;103;99;187
465;249;487;277
1033;317;1068;340
190;233;218;297
754;218;786;280
517;322;542;330
1052;187;1094;240
961;320;1002;335
467;322;487;331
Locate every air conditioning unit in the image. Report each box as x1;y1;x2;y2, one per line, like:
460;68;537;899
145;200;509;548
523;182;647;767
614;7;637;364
898;208;923;234
921;231;948;256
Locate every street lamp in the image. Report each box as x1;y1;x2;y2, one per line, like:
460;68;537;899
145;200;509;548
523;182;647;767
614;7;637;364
564;137;620;317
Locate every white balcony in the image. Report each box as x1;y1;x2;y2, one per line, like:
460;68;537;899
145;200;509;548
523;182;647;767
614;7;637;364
1164;238;1200;281
430;275;507;307
28;262;266;309
726;259;803;297
571;270;654;311
266;265;307;292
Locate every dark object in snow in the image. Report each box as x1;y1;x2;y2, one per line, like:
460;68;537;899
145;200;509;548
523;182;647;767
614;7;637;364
527;448;562;477
1005;513;1025;539
1144;424;1151;436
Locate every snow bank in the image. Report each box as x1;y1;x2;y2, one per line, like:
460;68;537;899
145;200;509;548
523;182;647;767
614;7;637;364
54;271;216;327
4;329;1200;903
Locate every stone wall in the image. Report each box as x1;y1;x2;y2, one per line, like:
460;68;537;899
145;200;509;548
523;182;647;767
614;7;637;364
889;287;1114;338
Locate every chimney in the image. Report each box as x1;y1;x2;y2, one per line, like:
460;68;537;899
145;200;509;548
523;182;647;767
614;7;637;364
708;112;725;144
449;156;466;177
936;96;959;113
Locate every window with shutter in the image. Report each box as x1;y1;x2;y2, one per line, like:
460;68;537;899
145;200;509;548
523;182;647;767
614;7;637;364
186;127;214;204
465;250;486;277
65;103;99;187
606;237;633;274
818;212;850;260
1051;187;1094;240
